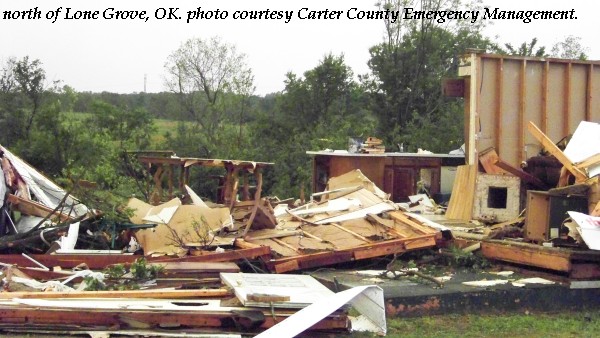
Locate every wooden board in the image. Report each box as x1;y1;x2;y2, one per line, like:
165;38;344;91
527;121;587;182
0;302;348;332
481;240;571;272
0;246;271;270
445;164;477;220
524;191;551;242
265;234;436;273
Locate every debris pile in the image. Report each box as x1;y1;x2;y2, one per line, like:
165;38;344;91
360;136;385;154
0;148;451;336
442;120;600;280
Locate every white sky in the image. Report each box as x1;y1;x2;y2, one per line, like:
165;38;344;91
0;0;597;95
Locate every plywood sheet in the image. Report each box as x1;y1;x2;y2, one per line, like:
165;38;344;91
445;164;477;221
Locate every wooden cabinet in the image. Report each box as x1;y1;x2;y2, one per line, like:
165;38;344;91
525;191;588;242
309;152;463;203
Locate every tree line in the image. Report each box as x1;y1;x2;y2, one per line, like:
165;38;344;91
0;0;588;212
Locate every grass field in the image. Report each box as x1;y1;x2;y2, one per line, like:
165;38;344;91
351;310;600;337
63;111;187;146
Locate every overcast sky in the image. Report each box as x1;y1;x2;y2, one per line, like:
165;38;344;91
0;0;597;95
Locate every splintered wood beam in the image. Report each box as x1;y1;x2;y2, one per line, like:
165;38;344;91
527;121;587;182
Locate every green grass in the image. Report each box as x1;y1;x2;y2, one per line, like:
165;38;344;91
351;310;600;337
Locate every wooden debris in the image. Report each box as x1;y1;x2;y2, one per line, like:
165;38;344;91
481;239;600;279
527;121;587;182
360;136;385;154
445;164;477;221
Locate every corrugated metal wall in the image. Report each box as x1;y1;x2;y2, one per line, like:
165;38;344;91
459;53;600;167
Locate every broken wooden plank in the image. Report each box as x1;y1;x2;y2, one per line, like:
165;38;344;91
494;159;548;189
527;121;587;182
481;240;572;272
479;148;506;175
7;194;73;222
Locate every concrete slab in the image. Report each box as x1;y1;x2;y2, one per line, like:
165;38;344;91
311;268;600;317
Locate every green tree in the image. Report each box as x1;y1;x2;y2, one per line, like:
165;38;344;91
12;56;48;140
365;0;495;152
498;37;547;57
551;35;588;60
249;54;375;197
164;36;255;157
87;100;155;149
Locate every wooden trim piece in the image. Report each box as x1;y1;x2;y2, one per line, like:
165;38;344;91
542;61;549;133
564;63;572;135
496;58;504;151
586;64;593;121
519;59;526;162
0;288;231;299
527;121;587;182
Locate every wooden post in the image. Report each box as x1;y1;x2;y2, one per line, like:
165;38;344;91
242;168;263;237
